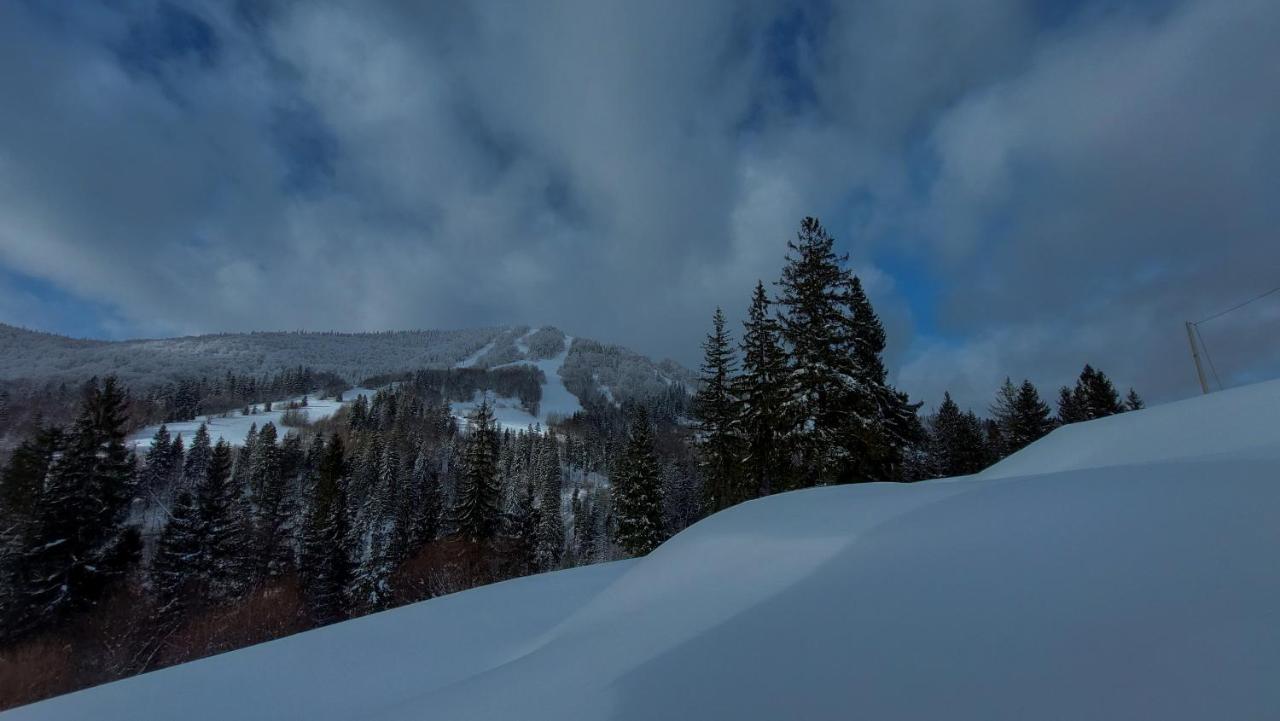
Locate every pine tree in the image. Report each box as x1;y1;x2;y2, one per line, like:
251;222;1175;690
169;433;185;487
150;490;201;621
300;434;352;624
249;423;292;580
182;423;212;490
407;444;442;549
0;426;63;623
694;308;744;513
197;440;247;601
992;378;1055;456
1006;380;1054;453
1125;388;1145;411
576;489;601;564
736;280;789;497
534;434;564;571
929;393;990;477
5;378;140;638
1077;365;1125;419
141;424;175;495
612;406;664;556
351;441;403;612
775;217;918;485
232;423;258;496
453;401;502;545
1060;365;1126;423
1057;385;1084;424
505;476;539;577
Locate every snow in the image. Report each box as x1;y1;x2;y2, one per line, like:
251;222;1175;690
12;379;1280;720
454;339;496;369
127;388;377;449
980;378;1280;479
452;333;582;430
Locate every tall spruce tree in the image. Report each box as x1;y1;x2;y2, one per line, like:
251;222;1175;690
1077;365;1125;419
141;424;176;495
736;280;789;497
150;490;201;621
249;423;292;580
534;434;564;571
407;444;442;549
300;434;352;624
843;273;921;480
1058;385;1085;424
5;378;140;638
453;401;502;545
504;476;539;577
1125;388;1145;411
776;217;917;485
991;378;1055;456
929;393;990;477
197;439;248;601
612;405;664;556
182;423;212;490
694;307;743;512
1006;380;1054;453
0;426;64;628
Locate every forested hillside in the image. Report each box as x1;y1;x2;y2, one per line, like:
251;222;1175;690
0;218;1146;710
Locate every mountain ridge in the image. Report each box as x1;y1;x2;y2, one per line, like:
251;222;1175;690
0;322;696;410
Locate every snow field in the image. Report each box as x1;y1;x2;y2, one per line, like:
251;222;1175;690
14;378;1280;720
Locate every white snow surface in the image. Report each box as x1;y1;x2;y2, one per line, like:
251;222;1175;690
11;379;1280;720
451;334;581;430
127;388;376;449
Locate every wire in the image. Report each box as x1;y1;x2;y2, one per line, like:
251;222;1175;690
1195;283;1280;324
1193;323;1224;391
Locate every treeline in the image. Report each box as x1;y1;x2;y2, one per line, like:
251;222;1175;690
689;217;922;516
914;366;1143;478
0;376;663;708
358;366;545;418
686;217;1147;513
138;366;348;423
0;366;345;454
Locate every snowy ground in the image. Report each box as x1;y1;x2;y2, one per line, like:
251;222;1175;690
451;333;582;431
13;380;1280;720
127;388;377;449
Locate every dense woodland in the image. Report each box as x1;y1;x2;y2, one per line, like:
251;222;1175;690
0;217;1142;709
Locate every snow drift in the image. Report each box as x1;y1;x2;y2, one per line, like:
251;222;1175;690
9;380;1280;720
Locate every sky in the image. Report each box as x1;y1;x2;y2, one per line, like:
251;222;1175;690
1;0;1278;410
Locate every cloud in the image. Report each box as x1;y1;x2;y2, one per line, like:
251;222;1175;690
897;0;1280;407
0;0;1277;411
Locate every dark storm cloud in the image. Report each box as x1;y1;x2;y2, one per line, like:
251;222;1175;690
0;0;1277;409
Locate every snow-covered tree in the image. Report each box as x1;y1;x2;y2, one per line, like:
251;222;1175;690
776;217;917;486
534;434;564;571
4;378;141;639
197;439;249;601
736;280;789;497
612;406;664;556
694;307;743;513
301;434;352;624
452;401;502;545
182;423;212;490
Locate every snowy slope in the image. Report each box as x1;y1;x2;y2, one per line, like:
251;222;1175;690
0;324;506;386
126;388;377;449
11;381;1280;720
981;378;1280;479
451;329;583;430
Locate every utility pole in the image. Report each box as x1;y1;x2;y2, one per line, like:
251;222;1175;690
1185;321;1209;394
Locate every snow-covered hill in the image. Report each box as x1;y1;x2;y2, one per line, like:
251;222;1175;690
11;380;1278;720
0;323;695;423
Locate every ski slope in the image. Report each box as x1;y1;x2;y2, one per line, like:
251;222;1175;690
10;380;1280;720
451;332;582;430
127;388;377;449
